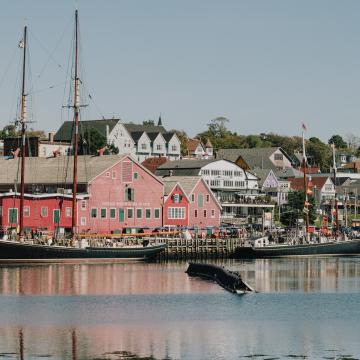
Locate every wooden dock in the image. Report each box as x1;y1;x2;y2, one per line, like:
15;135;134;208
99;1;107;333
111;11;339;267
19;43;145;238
155;237;245;259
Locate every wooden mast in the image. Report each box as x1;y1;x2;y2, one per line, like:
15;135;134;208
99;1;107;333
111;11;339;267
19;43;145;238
72;9;80;238
19;25;27;237
302;126;310;237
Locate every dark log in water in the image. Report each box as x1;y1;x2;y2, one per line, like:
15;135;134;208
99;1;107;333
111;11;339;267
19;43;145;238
186;262;256;294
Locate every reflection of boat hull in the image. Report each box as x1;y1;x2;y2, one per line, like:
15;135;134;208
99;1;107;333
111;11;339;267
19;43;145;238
0;240;166;261
234;239;360;258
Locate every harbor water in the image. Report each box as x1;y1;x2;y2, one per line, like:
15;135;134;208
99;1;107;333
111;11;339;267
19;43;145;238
0;257;360;359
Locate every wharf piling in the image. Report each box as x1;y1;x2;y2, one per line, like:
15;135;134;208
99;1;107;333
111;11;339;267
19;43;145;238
156;236;244;260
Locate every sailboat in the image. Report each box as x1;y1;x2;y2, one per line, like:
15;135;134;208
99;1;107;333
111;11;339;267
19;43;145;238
0;10;166;261
234;126;360;258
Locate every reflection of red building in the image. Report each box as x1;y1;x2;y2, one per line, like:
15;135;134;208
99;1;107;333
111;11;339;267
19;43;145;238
163;176;221;229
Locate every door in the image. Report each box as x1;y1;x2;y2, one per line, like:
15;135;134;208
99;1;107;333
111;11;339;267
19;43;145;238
118;208;125;222
53;209;60;224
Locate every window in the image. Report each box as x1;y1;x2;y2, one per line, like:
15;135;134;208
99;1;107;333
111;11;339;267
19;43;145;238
110;208;116;219
201;169;210;175
112;171;116;179
235;181;245;187
167;207;185;219
127;208;133;219
274;153;283;161
194;209;198;218
206;194;210;203
171;145;177;151
133;172;138;180
210;179;220;187
24;206;30;217
211;209;215;218
119;208;125;222
172;194;180;203
125;188;135;201
81;200;87;210
91;208;97;218
136;208;142;219
234;171;243;177
154;208;160;219
223;180;234;187
106;172;110;177
156;144;162;151
211;170;221;176
198;194;204;207
145;209;151;219
80;217;86;226
53;209;60;224
191;194;195;202
8;208;18;223
203;210;207;218
65;207;71;217
141;143;147;150
223;170;233;176
101;208;107;219
41;207;48;217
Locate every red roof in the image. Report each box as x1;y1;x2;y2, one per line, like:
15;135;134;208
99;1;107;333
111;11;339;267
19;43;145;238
141;157;168;174
290;176;329;191
187;139;203;153
298;166;321;174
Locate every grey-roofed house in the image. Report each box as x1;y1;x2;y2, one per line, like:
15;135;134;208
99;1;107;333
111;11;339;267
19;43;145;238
54;118;181;162
216;147;294;171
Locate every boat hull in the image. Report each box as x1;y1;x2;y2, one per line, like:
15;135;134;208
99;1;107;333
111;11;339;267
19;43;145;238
233;239;360;258
0;240;166;260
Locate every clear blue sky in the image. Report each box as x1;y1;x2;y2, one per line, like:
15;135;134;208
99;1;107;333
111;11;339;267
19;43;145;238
1;0;360;141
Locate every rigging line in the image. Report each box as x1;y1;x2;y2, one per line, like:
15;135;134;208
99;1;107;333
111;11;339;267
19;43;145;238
28;82;67;95
28;20;72;82
8;53;22;125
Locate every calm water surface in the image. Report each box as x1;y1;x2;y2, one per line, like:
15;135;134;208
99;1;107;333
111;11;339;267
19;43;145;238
0;258;360;359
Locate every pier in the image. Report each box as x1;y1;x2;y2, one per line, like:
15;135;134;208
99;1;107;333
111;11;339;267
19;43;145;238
156;236;245;259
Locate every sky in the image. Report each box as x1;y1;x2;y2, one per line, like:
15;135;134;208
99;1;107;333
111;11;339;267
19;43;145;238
0;0;360;141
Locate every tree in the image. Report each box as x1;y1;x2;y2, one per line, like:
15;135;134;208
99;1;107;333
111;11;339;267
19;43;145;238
207;116;230;138
143;120;155;126
0;125;17;139
79;129;119;155
281;190;316;226
328;135;347;149
306;140;332;171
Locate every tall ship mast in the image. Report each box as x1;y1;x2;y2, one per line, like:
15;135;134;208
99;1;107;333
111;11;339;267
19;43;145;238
302;124;310;238
71;9;80;239
19;25;28;237
331;143;339;238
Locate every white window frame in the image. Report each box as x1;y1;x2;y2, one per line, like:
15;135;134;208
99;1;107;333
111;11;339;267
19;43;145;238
24;206;30;217
65;207;72;217
41;207;48;217
80;217;87;226
81;200;87;210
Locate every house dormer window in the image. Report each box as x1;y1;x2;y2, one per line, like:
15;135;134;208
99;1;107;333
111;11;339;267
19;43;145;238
274;154;283;161
172;194;182;203
156;144;162;151
171;145;177;151
141;143;147;150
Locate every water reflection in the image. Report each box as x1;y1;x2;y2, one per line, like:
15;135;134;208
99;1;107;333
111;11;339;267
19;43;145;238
1;258;360;295
0;258;360;359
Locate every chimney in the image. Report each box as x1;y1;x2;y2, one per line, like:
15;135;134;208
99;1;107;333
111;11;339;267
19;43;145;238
48;132;54;142
97;146;107;156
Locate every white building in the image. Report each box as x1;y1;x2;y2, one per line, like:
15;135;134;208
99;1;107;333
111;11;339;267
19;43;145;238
54;118;181;162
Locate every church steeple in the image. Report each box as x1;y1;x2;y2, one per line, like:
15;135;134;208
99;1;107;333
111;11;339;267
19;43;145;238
158;114;162;126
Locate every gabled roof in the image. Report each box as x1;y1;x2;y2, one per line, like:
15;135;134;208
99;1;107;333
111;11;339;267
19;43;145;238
141;157;168;174
155;159;216;176
130;131;147;143
252;169;274;188
147;132;164;142
187;139;204;153
123;123;167;134
54;119;119;142
162;132;177;142
217;147;293;170
275;167;303;179
0;155;127;185
290;176;331;191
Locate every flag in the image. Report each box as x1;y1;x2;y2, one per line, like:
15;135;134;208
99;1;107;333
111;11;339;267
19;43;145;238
302;123;307;131
18;39;24;48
